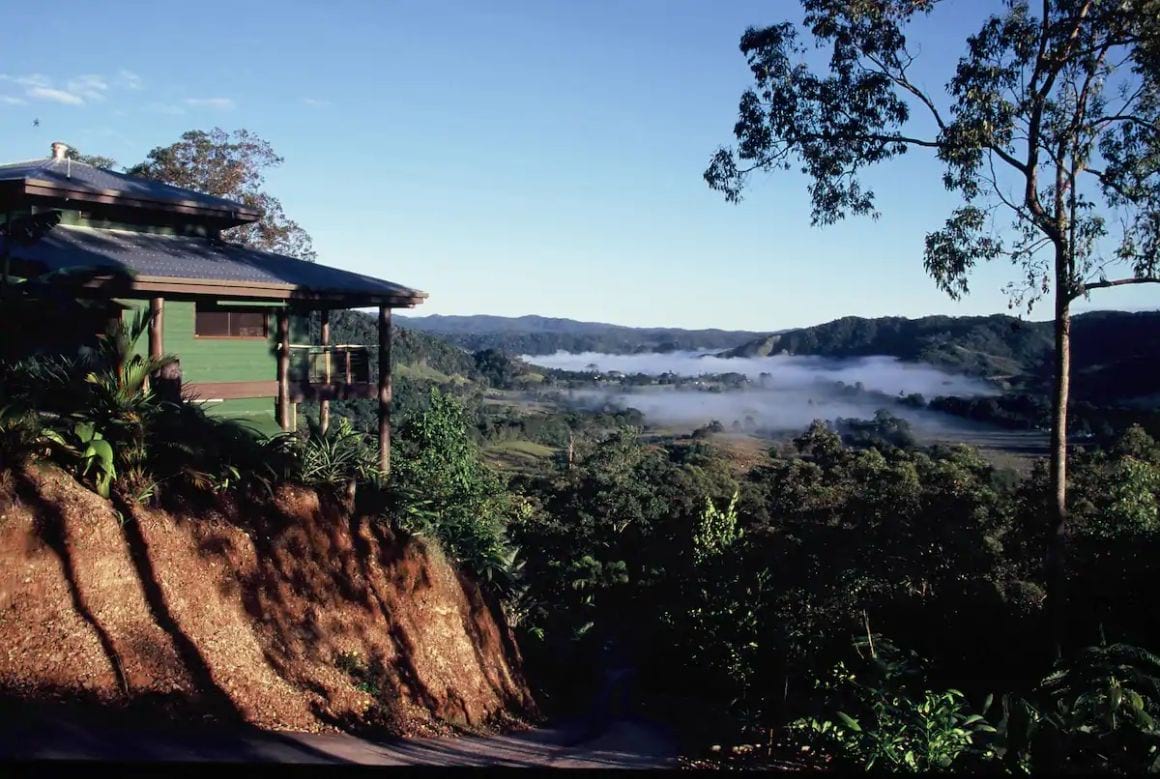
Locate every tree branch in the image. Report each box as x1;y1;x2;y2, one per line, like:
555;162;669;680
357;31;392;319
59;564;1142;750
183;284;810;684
864;51;947;132
1024;0;1096;238
1092;113;1160;133
1083;166;1136;201
1079;275;1160;293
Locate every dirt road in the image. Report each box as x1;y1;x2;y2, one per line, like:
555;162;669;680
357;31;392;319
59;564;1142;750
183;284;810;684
0;707;678;768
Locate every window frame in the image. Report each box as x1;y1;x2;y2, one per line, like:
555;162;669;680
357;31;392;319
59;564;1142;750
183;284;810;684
193;304;271;340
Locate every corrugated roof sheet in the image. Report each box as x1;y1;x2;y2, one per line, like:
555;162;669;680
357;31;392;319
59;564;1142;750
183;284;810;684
4;225;426;302
0;157;253;215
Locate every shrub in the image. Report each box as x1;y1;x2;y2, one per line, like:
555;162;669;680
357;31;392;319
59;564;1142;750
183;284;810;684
789;637;999;772
391;388;517;590
1020;643;1160;774
144;402;284;499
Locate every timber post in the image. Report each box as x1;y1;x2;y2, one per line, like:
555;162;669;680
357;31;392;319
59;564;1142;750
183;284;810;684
277;309;291;431
146;296;163;395
319;308;331;434
148;297;164;360
147;295;183;402
378;304;392;475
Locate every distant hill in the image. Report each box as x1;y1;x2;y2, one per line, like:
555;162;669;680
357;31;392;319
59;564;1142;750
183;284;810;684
719;311;1160;401
719;314;1050;375
395;314;762;355
338;308;1159;405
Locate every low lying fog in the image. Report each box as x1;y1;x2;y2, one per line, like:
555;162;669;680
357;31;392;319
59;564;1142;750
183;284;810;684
522;351;998;435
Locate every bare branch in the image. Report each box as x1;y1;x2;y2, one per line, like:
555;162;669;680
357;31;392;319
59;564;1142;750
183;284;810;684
1079;275;1160;294
863;51;947;131
1092;113;1160;133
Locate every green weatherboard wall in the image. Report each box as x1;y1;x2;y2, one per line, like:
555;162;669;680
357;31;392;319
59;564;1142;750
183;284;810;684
120;298;314;428
164;301;278;384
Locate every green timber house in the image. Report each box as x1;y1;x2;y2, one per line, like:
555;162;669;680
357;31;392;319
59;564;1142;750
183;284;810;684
0;142;427;471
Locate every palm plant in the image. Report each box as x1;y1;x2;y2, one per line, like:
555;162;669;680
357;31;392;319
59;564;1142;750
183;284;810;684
80;310;176;481
84;310;176;406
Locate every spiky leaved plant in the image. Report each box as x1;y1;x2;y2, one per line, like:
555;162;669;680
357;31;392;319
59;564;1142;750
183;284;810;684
74;310;176;499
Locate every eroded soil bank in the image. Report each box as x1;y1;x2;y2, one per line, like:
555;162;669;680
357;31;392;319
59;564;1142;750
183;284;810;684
0;465;535;737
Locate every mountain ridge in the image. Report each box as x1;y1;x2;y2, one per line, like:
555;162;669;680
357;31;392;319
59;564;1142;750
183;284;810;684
718;311;1160;400
395;313;763;355
392;310;1159;402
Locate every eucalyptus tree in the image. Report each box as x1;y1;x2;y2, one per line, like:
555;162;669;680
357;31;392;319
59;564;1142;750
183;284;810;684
64;147;118;170
129;128;316;260
706;0;1159;655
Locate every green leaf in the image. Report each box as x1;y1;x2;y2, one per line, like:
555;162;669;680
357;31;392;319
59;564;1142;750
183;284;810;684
41;429;67;447
836;711;862;732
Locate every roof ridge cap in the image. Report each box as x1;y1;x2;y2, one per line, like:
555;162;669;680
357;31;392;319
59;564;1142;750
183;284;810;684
47;156;102;170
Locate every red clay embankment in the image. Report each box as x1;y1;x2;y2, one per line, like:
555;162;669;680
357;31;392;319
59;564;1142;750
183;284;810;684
0;465;535;737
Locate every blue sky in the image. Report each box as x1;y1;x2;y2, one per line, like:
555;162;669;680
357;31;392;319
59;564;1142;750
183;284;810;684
0;1;1154;330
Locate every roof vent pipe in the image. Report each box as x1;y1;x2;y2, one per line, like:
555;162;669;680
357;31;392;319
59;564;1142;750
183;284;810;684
51;142;70;161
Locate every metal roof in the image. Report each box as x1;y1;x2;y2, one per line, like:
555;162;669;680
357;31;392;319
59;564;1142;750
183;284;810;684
4;225;427;306
0;157;257;218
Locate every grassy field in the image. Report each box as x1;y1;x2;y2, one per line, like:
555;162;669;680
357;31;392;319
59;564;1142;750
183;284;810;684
396;362;473;385
483;439;557;472
921;428;1049;475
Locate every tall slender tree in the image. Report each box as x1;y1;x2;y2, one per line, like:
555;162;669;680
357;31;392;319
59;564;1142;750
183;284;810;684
706;0;1159;656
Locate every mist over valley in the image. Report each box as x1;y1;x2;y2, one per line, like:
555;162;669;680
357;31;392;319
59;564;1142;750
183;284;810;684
520;350;1043;451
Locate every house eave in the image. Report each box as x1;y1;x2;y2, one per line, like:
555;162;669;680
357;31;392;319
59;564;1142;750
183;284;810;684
16;178;260;225
81;272;428;310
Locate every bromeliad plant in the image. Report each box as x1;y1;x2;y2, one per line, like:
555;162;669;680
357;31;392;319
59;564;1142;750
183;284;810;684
42;421;116;499
295;416;379;488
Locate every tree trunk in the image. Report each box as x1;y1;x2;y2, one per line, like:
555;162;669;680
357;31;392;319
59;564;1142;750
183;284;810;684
1045;280;1071;660
377;305;392;475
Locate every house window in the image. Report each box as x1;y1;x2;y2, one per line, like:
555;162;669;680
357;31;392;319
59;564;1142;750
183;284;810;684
195;305;269;338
